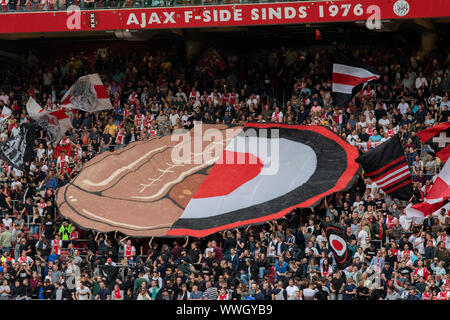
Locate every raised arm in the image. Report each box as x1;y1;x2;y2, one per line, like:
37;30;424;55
120;236;129;246
148;236;154;247
183;236;189;248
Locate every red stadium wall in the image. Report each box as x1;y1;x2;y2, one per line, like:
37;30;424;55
0;0;449;34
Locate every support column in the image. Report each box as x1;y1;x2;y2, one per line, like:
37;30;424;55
185;40;202;63
421;31;437;56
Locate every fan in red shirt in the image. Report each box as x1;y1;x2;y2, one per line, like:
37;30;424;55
438;285;450;300
229;88;238;105
51;234;63;256
385;213;397;230
386;124;395;138
217;288;230;300
27;85;39;99
115;126;125;146
56;150;70;173
120;237;136;262
422;180;432;197
413;261;429;280
69;225;79;246
422;287;432;300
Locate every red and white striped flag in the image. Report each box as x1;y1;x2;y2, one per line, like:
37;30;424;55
60;73;112;112
332;51;381;106
406;159;450;222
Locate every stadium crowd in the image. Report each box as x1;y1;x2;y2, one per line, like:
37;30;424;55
0;41;448;300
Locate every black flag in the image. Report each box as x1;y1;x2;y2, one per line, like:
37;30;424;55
321;220;353;270
0;122;36;172
356;135;413;200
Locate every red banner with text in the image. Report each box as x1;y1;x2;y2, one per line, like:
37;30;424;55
0;0;449;34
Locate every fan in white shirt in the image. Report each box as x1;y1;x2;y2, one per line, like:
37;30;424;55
413;235;425;255
399;212;412;231
415;74;428;89
169;113;180;127
0;93;9;105
286;281;300;300
353;200;364;208
11;179;22;189
358;229;368;244
378;117;390;131
11;125;20;137
397;100;409;114
366;181;378;195
357;121;367;128
37;147;46;161
2;217;12;228
366;115;377;126
12;168;22;178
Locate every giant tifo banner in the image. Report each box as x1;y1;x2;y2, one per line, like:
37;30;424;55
0;0;449;34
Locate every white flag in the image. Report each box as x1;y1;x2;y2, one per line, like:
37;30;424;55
60;73;112;112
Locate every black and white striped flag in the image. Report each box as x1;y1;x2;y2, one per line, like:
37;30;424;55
332;51;381;106
356;135;413;201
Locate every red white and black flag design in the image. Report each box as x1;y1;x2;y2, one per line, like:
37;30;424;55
60;73;112;112
417;122;450;163
321;220;352;270
332;51;381;106
356;135;413;200
168;124;361;237
26;97;73;146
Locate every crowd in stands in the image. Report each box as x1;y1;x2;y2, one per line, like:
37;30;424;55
0;40;448;300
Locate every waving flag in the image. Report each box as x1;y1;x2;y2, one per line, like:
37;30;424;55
26;97;72;146
332;51;381;106
56;124;360;238
356;135;413;200
61;73;112;112
0;122;37;172
321;220;353;270
168;124;361;237
407;160;450;222
418;122;450;163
